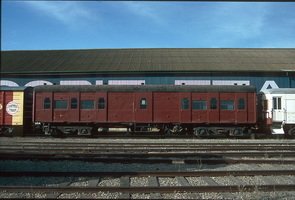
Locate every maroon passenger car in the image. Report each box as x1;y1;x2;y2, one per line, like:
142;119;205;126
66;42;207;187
33;85;256;137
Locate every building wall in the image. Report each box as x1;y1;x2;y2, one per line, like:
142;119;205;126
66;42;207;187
1;72;294;91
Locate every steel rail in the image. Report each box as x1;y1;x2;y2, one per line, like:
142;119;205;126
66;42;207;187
1;146;294;151
1;170;294;177
13;141;295;146
0;151;294;158
0;154;294;164
1;185;294;193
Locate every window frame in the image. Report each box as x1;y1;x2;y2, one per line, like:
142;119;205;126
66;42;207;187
81;100;95;110
71;98;78;109
273;97;282;110
54;100;68;110
238;98;245;110
182;98;189;110
210;98;217;110
221;100;235;110
192;100;207;110
98;98;105;109
140;98;147;110
44;98;51;110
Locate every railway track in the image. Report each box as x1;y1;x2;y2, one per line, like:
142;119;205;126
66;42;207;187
0;138;294;199
1;140;295;165
2;141;295;153
1;170;295;199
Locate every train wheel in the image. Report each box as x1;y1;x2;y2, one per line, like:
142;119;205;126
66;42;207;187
44;127;57;136
78;127;92;136
231;129;244;137
0;127;13;136
164;127;172;135
250;133;256;139
194;128;208;137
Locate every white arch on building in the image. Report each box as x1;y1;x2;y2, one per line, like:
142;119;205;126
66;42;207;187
25;80;53;87
60;80;92;85
0;80;19;87
175;80;210;85
213;80;250;86
108;80;145;85
96;80;103;85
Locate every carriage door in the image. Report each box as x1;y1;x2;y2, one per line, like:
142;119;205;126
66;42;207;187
35;92;53;122
208;93;220;123
272;96;284;122
80;93;96;122
53;93;69;122
134;92;153;122
96;92;107;122
236;93;247;123
68;93;79;122
180;93;191;123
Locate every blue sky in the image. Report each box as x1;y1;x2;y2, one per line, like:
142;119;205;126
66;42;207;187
2;1;295;50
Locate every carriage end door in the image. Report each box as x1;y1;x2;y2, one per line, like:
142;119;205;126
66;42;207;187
272;96;284;122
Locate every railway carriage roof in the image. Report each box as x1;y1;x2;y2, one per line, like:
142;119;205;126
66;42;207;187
2;48;295;74
34;85;256;93
259;88;295;94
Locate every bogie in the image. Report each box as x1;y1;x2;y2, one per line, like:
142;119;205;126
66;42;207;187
194;127;248;138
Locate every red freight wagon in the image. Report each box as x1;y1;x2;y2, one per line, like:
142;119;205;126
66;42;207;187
0;87;33;136
33;85;256;137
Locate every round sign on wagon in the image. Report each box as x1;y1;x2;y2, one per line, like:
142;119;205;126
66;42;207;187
6;101;20;115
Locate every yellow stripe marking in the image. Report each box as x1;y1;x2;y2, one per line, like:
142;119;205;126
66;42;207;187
12;91;24;125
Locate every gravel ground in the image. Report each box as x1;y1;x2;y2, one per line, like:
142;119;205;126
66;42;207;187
98;178;120;187
131;193;150;199
2;191;293;199
158;177;180;186
69;177;89;187
186;176;208;186
130;177;148;187
1;160;295;199
0;137;294;199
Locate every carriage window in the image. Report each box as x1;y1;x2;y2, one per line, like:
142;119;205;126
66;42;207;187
210;98;217;110
273;97;282;110
192;100;207;110
54;100;68;109
182;98;189;110
140;98;147;109
221;100;234;110
71;98;78;109
98;98;105;109
81;100;94;109
44;98;51;109
238;98;245;110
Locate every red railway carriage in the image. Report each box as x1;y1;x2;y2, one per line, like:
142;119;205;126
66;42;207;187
0;87;33;136
33;85;256;137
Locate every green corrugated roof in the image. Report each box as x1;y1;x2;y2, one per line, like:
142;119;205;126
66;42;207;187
1;48;295;74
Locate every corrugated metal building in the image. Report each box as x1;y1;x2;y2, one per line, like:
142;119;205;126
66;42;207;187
1;48;295;91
